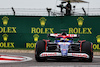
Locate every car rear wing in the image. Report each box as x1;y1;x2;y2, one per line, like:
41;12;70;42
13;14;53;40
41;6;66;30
47;34;61;38
47;34;80;38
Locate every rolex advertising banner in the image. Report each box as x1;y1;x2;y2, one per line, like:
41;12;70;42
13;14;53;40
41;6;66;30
0;16;100;50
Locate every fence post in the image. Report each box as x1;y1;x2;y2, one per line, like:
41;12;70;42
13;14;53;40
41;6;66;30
82;7;86;16
11;7;15;15
46;8;52;16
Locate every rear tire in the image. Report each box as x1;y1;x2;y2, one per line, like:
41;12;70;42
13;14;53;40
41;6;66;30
35;40;46;62
81;41;93;62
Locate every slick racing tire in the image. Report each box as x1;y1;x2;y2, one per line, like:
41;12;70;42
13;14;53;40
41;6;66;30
82;41;93;62
35;40;46;62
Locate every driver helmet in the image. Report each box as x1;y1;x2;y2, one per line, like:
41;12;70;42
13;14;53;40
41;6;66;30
65;38;69;41
60;38;65;42
60;38;69;42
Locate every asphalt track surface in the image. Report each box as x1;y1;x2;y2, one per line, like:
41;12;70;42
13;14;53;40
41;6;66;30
0;53;100;67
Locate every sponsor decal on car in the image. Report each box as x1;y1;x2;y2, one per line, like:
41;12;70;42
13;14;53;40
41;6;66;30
72;53;88;58
40;52;57;57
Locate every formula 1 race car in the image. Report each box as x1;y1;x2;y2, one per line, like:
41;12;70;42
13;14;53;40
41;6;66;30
35;30;93;62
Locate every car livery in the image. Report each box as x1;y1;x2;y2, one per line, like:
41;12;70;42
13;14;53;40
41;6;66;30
35;30;93;62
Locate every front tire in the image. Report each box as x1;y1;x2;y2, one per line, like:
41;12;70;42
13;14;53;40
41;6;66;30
81;41;93;62
35;40;46;62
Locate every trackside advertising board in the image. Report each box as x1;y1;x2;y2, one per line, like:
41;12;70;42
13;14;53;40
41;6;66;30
0;16;100;50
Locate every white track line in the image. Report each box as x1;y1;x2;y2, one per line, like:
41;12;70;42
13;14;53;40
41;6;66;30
29;65;100;67
93;56;100;58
